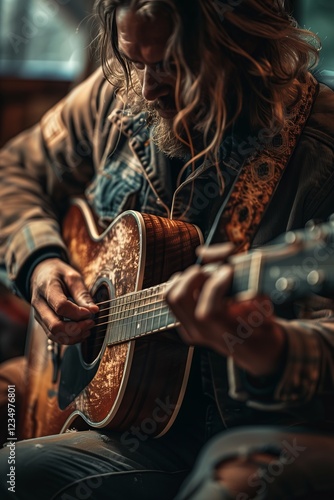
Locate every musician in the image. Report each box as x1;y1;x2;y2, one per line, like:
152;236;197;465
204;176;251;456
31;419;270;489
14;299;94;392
0;0;334;498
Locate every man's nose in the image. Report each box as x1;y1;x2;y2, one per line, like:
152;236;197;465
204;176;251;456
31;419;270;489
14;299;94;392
141;66;169;101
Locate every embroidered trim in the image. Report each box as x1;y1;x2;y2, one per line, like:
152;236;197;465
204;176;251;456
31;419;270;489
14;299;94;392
217;74;318;251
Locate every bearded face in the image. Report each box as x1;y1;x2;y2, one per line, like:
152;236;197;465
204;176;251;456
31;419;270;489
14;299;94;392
122;80;190;159
115;6;194;159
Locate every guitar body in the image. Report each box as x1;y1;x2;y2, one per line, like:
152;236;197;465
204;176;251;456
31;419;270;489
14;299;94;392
21;199;202;439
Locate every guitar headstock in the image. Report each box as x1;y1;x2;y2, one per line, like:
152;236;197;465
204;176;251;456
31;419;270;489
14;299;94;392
230;216;334;304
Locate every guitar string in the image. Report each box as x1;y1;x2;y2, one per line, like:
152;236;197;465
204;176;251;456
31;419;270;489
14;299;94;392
89;324;178;347
86;263;251;327
90;282;169;318
93;300;173;327
90;256;251;311
74;291;173;348
92;284;166;308
92;315;178;334
95;294;167;321
91;269;250;322
87;301;178;346
86;301;178;347
84;267;251;346
82;259;252;344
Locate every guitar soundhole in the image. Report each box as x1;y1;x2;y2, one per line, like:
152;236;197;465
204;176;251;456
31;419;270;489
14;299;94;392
80;284;110;365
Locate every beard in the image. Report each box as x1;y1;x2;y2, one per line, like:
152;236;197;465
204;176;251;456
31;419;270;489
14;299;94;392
149;113;190;159
124;84;191;159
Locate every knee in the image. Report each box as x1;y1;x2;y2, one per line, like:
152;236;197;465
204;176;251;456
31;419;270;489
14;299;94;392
215;452;278;499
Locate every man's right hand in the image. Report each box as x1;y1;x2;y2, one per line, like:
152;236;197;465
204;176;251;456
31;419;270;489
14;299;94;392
30;258;99;345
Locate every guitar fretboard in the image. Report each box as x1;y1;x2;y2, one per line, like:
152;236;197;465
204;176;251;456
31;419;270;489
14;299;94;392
104;283;179;345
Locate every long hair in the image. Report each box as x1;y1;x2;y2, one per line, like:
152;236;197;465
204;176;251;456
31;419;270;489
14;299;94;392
94;0;320;164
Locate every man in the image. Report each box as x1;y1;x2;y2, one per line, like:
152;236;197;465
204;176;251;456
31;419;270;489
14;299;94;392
0;0;334;498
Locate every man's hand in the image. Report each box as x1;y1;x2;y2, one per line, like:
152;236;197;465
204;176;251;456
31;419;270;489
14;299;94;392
165;244;287;377
31;258;99;345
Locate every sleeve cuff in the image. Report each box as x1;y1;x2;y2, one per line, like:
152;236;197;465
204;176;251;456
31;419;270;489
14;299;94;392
5;219;68;281
14;247;69;302
228;318;322;410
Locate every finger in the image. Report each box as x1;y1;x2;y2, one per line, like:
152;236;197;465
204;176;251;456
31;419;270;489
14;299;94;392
174;324;196;346
228;295;275;325
195;265;233;321
166;266;209;340
165;265;207;309
34;300;95;345
196;243;235;264
164;271;183;295
44;279;97;321
62;272;99;314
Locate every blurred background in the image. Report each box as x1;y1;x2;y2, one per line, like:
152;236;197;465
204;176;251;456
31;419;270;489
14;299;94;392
0;0;97;148
0;0;333;362
293;0;334;85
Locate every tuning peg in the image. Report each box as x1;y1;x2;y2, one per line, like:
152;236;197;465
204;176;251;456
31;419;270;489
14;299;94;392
304;220;325;241
275;277;296;292
307;270;324;287
305;218;320;230
284;231;299;244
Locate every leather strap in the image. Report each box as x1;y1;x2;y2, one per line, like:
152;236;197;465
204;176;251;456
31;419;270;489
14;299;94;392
214;74;318;251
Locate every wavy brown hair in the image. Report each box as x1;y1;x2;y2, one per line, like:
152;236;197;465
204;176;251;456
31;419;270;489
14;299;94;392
94;0;320;164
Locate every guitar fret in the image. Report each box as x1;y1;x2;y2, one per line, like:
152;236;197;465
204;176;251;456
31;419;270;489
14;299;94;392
114;297;121;343
231;254;253;298
121;296;130;342
235;252;262;301
137;288;150;336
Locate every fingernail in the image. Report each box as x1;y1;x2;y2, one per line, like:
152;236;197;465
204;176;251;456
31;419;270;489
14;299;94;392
88;303;99;310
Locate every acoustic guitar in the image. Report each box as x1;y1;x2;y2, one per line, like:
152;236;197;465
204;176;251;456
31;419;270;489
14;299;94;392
21;198;202;439
20;199;334;439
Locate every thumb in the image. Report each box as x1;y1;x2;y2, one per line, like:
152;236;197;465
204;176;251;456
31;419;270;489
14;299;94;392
65;274;99;313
